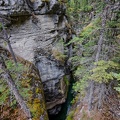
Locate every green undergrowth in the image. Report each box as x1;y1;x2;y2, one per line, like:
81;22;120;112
0;59;48;119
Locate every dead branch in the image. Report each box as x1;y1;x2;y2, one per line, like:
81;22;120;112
0;56;32;120
0;17;17;66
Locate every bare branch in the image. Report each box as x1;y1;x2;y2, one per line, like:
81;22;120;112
0;17;17;66
0;56;32;119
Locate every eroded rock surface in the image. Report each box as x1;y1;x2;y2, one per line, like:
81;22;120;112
0;0;65;15
0;0;69;115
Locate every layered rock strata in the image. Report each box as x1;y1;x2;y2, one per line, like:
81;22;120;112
0;0;69;115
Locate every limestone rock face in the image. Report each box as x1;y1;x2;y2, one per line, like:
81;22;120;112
0;0;68;115
0;0;65;15
0;0;28;15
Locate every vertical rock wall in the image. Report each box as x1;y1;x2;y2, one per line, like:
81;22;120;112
0;0;69;115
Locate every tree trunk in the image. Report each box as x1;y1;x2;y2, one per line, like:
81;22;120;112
88;8;107;110
0;18;17;66
0;56;32;120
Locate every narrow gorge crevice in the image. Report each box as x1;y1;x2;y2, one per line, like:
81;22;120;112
48;74;74;120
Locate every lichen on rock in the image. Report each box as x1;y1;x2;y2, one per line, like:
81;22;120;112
0;47;48;120
0;0;70;116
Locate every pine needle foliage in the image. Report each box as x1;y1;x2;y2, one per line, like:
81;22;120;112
66;0;120;94
90;60;120;83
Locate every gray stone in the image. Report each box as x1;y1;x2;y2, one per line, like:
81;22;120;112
0;0;66;16
0;0;68;114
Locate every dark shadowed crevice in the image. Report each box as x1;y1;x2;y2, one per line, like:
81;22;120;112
49;75;74;120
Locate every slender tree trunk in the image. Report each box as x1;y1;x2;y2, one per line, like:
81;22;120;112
88;8;107;110
88;80;94;110
0;18;17;66
0;56;32;119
